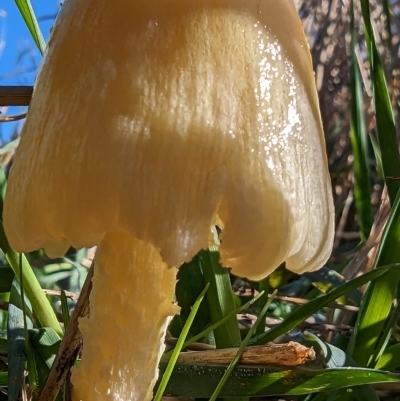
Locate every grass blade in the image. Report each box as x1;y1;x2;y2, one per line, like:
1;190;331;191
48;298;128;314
14;0;46;54
60;290;70;330
350;189;400;366
0;220;63;337
376;343;400;370
359;0;400;204
382;0;393;52
368;300;400;368
256;277;270;336
251;266;392;346
208;290;277;401
158;364;400;397
162;290;264;361
349;0;372;240
200;227;247;401
153;283;209;401
7;276;34;400
201;248;241;348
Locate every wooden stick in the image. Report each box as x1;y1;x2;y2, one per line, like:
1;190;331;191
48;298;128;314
38;262;94;401
0;86;33;107
174;342;315;367
0;113;27;122
43;289;79;301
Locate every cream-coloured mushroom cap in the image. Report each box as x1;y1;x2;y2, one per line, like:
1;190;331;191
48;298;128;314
4;0;334;280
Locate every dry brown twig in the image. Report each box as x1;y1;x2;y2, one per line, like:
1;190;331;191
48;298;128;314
38;262;94;401
173;342;315;367
0;86;32;107
0;113;27;123
43;289;79;301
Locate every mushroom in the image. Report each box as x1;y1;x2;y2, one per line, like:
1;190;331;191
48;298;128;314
3;0;334;400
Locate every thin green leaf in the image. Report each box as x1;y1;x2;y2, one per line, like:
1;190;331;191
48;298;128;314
359;0;400;203
0;138;20;155
29;327;61;369
7;276;33;401
162;290;264;361
0;220;63;337
376;343;400;371
209;290;277;401
200;229;247;401
369;300;400;368
153;283;209;401
306;331;379;401
19;253;37;391
309;394;330;401
350;189;400;366
304;331;349;368
201;244;241;347
349;0;372;239
60;290;70;330
251;265;392;346
14;0;46;54
369;133;383;177
158;364;400;397
256;277;270;336
382;0;393;47
29;327;62;399
175;254;211;338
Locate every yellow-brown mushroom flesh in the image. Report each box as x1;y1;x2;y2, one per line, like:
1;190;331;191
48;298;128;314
4;1;334;400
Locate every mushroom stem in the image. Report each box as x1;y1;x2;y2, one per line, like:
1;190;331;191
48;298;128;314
71;232;178;401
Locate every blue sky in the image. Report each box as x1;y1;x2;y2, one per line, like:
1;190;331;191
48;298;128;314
0;1;59;142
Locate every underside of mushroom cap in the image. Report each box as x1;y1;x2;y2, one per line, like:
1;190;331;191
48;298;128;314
4;0;334;280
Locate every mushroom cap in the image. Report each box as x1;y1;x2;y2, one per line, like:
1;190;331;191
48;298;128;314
4;0;334;280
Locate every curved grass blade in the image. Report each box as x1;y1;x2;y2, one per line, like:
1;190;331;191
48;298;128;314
349;0;372;240
369;299;400;368
208;290;277;401
19;253;37;392
153;282;209;401
201;250;241;347
0;221;63;337
305;332;379;401
29;328;61;369
162;290;264;361
200;227;247;401
158;363;400;398
376;343;400;371
7;276;34;401
14;0;46;54
382;0;393;50
175;254;211;339
251;265;392;346
29;327;61;393
360;0;400;204
369;133;383;176
256;278;270;336
350;190;400;366
60;290;70;330
304;331;349;368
